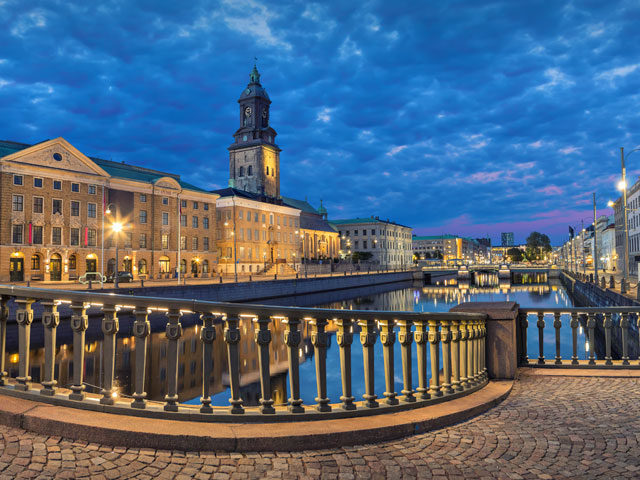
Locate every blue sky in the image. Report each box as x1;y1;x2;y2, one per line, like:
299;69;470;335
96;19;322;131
1;1;639;245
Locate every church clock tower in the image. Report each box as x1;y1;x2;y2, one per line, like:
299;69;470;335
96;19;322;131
228;65;281;198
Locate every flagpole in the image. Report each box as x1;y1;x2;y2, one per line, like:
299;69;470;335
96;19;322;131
101;186;105;285
177;196;181;285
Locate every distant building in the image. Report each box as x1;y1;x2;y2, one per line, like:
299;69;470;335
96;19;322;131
412;235;490;264
331;218;413;268
501;232;514;247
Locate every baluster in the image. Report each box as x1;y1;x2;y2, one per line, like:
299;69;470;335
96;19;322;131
310;318;331;412
451;319;462;392
603;313;612;366
283;317;305;413
473;319;481;383
335;318;355;410
40;301;59;396
199;312;217;413
254;316;275;414
0;296;8;387
414;319;429;399
69;301;89;400
466;319;475;386
621;313;630;366
131;308;151;409
427;319;442;397
553;312;562;365
100;304;119;405
359;318;379;408
440;319;454;395
536;312;545;364
479;320;486;381
379;318;398;405
14;298;35;391
519;312;529;364
459;318;469;389
570;312;579;365
223;315;244;414
397;318;415;402
164;308;183;412
587;313;596;366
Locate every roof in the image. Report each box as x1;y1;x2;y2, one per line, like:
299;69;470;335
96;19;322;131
282;196;319;214
330;217;411;229
0;139;209;194
211;187;263;200
412;235;458;241
301;215;338;233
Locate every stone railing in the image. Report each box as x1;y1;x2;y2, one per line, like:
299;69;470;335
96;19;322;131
518;307;640;367
0;285;488;421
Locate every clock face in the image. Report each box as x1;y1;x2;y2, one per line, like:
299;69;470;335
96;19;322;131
245;88;251;95
245;106;252;117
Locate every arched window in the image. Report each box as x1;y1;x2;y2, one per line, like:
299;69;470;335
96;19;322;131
107;258;116;275
68;254;76;270
180;259;187;274
202;260;209;273
159;256;170;273
247;165;253;176
239;166;244;177
31;254;41;270
138;259;147;275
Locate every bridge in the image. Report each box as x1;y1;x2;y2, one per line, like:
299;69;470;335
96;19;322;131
422;264;560;283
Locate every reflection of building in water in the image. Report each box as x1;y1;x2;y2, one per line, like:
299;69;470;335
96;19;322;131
324;287;415;312
4;314;315;406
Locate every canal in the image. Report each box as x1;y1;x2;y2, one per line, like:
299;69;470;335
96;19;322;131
1;272;621;408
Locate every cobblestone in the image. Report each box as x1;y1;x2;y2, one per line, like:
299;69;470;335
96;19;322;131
1;376;640;478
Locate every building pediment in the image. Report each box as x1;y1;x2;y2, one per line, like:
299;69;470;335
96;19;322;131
154;176;182;190
0;137;110;177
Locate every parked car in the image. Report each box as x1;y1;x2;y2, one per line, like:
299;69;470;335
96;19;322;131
105;271;134;283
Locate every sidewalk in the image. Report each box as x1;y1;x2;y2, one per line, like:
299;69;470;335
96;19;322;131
563;264;640;301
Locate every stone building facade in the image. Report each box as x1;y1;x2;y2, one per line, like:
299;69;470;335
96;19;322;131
0;137;218;282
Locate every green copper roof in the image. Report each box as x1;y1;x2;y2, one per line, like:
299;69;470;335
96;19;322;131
0;139;40;158
330;218;411;229
282;196;319;214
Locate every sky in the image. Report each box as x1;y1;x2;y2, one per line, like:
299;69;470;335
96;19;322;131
1;1;639;245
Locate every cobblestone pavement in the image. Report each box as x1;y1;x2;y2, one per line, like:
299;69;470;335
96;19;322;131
1;376;639;479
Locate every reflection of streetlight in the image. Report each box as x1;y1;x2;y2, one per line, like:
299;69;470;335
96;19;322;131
112;222;122;288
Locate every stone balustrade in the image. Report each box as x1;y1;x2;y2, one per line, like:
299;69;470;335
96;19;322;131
0;285;488;421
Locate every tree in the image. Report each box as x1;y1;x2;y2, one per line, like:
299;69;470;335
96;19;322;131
525;232;552;262
351;251;373;263
507;247;524;263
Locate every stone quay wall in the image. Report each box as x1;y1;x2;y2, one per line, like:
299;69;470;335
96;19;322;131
560;272;640;307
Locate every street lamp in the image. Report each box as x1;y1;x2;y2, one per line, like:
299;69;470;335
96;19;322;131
112;222;122;288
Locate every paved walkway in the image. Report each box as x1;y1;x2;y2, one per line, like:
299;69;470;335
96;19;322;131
1;375;639;479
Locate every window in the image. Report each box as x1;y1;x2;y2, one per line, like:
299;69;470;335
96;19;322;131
269;214;273;225
226;211;231;220
31;255;40;270
262;214;266;223
12;224;23;244
204;203;209;211
13;175;23;186
53;180;61;190
247;229;252;241
138;259;147;275
180;214;187;227
124;232;132;248
216;211;221;221
162;197;169;205
181;200;187;208
192;216;198;228
71;183;79;193
162;212;169;225
192;237;198;250
139;233;147;249
69;255;77;270
12;195;23;212
203;217;209;229
203;237;209;250
71;201;80;217
364;241;368;249
34;178;43;188
266;166;269;175
203;260;209;273
32;226;43;245
70;228;79;246
162;234;169;249
52;227;62;245
193;202;198;209
248;165;253;176
140;194;147;202
140;210;147;224
87;229;97;247
238;210;243;220
52;199;62;214
180;236;187;250
88;185;96;195
239;166;244;177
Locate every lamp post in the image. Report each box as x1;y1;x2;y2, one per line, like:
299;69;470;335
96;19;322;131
112;222;122;289
102;203;115;286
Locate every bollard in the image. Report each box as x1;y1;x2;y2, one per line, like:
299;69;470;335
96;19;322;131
219;276;223;284
621;279;627;294
88;280;92;290
601;276;605;289
610;276;615;289
141;278;144;288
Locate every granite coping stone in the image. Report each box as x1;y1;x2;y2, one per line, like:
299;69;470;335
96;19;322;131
0;381;512;452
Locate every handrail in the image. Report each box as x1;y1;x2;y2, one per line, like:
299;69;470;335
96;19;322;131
0;285;488;422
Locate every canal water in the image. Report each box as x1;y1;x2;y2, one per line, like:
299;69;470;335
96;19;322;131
2;272;613;408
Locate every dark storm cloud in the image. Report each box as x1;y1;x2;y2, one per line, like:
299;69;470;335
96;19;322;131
1;0;639;244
